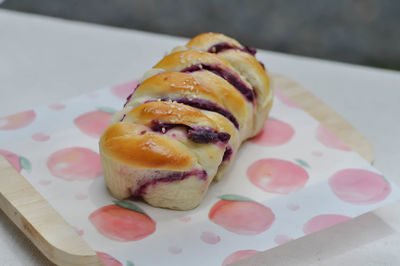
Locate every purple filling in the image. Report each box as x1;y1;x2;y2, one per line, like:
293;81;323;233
132;169;207;196
182;64;254;102
243;46;257;55
160;97;239;129
150;120;230;144
222;146;233;162
207;42;266;72
207;42;257;56
150;120;177;132
123;83;140;107
187;129;230;144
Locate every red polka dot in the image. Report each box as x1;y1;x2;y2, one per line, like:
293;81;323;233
0;110;36;130
247;159;309;194
222;250;260;266
200;231;221;244
168;246;182;254
179;216;191;222
329;169;391;204
303;214;350;234
111;80;138;100
274;234;293;245
274;89;299;108
316;124;351;151
48;103;66;110
286;203;300;211
39;180;52;186
250;118;295;146
311;151;323;157
74;193;88;200
32;132;50;142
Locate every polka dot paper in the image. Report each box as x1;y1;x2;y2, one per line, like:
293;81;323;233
1;79;399;266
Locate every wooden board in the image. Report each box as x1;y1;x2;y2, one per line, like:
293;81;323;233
0;74;374;265
273;74;374;163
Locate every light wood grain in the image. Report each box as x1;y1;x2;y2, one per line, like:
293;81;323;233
272;74;374;163
0;157;103;266
0;75;374;265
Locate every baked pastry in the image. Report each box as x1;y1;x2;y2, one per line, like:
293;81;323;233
99;33;273;210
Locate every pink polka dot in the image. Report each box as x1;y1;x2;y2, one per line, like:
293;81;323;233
111;80;138;100
74;110;113;138
312;151;323;157
179;216;191;222
32;132;50;142
274;234;293;245
0;110;36;130
286;203;300;211
86;93;98;98
250;118;295;146
0;149;22;172
316;124;351;151
48;103;66;110
73;226;84;236
222;250;260;266
247;159;309;194
96;251;122;266
274;89;299;108
47;147;102;181
329;169;391;204
74;193;88;200
39;180;52;186
168;246;182;254
200;231;221;244
303;214;351;235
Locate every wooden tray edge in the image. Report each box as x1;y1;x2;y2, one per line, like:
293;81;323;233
272;74;375;163
0;156;103;266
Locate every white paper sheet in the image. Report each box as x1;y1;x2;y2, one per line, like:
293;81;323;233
1;80;398;266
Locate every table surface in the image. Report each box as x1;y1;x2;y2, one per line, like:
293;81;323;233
0;9;399;266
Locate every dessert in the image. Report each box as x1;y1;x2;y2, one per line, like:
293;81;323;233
99;33;273;210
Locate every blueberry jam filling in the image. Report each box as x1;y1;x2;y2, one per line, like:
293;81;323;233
159;97;239;129
150;120;230;144
207;42;266;72
182;64;254;102
207;42;256;56
222;146;233;162
187;129;230;144
132;169;207;196
150;120;177;133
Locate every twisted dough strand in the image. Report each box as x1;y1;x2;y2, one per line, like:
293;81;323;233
99;33;273;210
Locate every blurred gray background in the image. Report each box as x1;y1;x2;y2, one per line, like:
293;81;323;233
1;0;399;70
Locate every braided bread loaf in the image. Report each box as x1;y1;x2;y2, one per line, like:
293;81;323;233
99;33;273;210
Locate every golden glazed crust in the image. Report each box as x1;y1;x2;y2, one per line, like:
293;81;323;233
154;50;232;72
186;32;242;51
184;33;273;135
124;101;219;130
99;32;273;210
130;71;251;135
100;122;196;171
